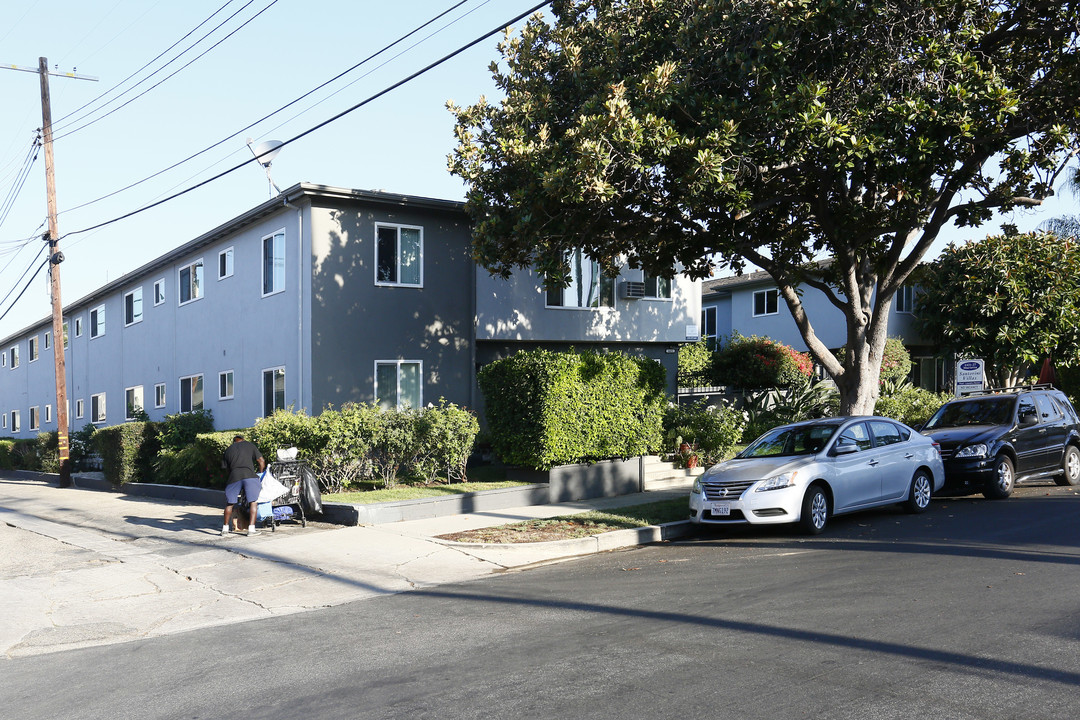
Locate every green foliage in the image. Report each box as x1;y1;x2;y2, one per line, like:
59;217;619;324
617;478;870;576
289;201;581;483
69;423;98;471
874;380;951;427
714;334;813;390
153;432;234;488
157;409;215;452
413;401;481;484
35;432;59;473
250;408;325;462
742;382;839;441
0;439;13;469
479;349;666;470
449;0;1080;415
368;407;422;489
311;404;378;492
678;339;714;388
839;337;912;386
93;422;160;485
663;400;745;467
916;232;1080;387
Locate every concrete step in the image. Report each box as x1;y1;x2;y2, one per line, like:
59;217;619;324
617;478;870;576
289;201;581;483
641;456;704;493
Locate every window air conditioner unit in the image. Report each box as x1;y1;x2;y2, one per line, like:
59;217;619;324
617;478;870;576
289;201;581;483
620;281;646;299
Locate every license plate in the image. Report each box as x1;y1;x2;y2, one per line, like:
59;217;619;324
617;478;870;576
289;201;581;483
706;502;731;516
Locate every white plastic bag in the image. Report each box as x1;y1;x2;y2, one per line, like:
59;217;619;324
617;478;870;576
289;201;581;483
257;468;289;503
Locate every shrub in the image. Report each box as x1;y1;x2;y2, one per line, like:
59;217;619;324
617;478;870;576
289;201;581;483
69;423;98;471
94;422;160;485
412;401;481;483
36;432;59;473
742;381;839;440
152;431;234;488
312;403;379;492
714;333;813;389
875;381;951;427
250;408;325;462
157;409;215;452
663;400;745;466
0;439;13;469
479;349;666;470
678;340;715;388
369;407;423;488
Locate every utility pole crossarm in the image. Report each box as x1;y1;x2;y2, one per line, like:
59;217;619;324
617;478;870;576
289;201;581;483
2;62;98;82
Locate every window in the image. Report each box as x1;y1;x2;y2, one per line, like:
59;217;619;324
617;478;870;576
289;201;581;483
2;352;5;367
219;370;234;400
262;231;286;295
701;306;718;351
218;247;234;279
75;316;83;337
44;332;51;350
375;224;422;287
91;393;106;423
62;321;69;349
90;305;106;338
125;386;144;420
76;399;84;419
895;285;916;314
155;383;166;408
262;367;285;417
1;413;5;429
11;410;20;433
179;260;203;305
837;421;872;452
869;420;904;447
752;288;779;317
124;288;143;326
154;279;166;306
29;406;39;431
9;345;18;368
546;250;615;308
375;360;421;410
179;375;204;413
643;273;672;299
29;336;38;362
45;404;52;424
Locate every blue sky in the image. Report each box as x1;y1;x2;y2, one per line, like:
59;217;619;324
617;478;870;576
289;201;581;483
0;0;1074;341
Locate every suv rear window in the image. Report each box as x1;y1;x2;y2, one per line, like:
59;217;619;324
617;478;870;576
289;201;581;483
923;397;1015;430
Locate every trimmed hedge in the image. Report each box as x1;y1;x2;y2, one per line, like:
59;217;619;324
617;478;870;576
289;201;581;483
93;422;161;485
478;349;666;470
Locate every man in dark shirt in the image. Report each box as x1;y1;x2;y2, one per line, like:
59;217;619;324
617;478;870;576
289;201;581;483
221;435;266;536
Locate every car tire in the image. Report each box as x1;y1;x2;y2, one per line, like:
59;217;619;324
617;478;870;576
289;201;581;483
799;485;829;535
1054;445;1080;487
903;470;933;513
983;455;1014;500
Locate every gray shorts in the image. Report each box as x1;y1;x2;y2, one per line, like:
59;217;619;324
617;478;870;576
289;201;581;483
225;476;262;504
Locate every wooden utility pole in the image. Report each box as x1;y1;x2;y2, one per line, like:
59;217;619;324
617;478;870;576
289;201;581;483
2;58;97;487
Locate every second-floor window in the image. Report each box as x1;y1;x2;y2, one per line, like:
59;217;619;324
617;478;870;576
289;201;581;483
154;279;166;306
179;260;203;305
263;232;285;296
219;247;234;280
753;288;779;317
29;336;38;362
90;305;106;337
125;288;143;326
10;345;19;368
644;273;672;299
375;224;422;287
895;285;916;314
546;250;614;308
701;306;718;350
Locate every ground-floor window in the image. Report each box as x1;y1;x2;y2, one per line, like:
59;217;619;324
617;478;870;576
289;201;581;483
125;386;144;419
155;383;166;408
91;393;106;424
262;367;285;417
375;360;422;410
179;375;203;413
11;410;20;432
76;399;84;419
29;406;39;431
219;370;234;400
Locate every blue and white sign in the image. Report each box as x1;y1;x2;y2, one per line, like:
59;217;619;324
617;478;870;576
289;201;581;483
955;359;985;396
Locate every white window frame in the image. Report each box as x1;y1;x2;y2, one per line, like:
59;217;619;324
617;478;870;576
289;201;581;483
44;331;51;350
262;366;286;417
28;336;38;362
76;399;85;419
643;272;672;300
155;383;166;409
179;374;204;413
45;404;52;424
125;386;144;420
29;406;39;431
11;410;20;433
74;316;83;338
1;413;5;429
9;345;19;368
374;359;423;410
895;285;916;314
178;259;204;306
2;352;5;367
218;246;234;280
218;370;234;400
546;250;615;309
752;288;779;317
124;287;144;327
90;305;106;338
154;278;166;306
262;230;286;297
91;393;106;424
374;223;424;288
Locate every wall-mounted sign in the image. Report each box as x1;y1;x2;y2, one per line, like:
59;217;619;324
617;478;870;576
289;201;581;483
955;359;985;396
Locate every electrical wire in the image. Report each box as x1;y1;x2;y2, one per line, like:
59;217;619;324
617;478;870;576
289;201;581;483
58;0;477;217
0;137;41;234
0;242;48;324
62;0;552;239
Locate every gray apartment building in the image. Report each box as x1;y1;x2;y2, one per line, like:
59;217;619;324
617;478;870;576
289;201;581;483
0;183;700;438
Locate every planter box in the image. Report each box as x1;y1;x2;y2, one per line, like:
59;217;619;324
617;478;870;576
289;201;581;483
508;457;644;502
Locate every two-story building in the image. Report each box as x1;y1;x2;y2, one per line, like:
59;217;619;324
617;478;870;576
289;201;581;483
700;270;945;391
0;183;699;437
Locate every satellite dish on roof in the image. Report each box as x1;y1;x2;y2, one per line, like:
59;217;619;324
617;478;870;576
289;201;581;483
246;138;284;196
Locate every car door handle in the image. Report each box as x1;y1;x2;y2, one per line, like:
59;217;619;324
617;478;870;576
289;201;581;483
868;459;879;466
905;453;914;459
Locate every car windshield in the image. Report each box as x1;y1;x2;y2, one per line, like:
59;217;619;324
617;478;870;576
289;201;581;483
740;424;839;458
923;397;1015;430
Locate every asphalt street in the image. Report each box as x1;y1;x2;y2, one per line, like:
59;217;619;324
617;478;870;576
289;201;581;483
3;482;1078;720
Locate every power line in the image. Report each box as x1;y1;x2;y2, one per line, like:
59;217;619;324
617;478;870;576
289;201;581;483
0;242;48;324
58;0;479;217
0;136;41;234
63;0;552;239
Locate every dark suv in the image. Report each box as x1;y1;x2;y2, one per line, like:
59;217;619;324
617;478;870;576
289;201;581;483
919;385;1080;499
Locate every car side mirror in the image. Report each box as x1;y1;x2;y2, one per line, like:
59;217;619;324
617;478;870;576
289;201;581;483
1019;411;1038;427
833;441;859;455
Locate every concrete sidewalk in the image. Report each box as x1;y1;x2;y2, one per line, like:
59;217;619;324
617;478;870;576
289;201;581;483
0;476;693;659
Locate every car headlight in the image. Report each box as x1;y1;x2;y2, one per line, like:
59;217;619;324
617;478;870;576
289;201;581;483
756;471;798;492
692;478;702;494
955;443;989;459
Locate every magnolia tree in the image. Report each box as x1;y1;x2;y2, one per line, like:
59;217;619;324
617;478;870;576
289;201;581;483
915;231;1080;387
449;0;1080;414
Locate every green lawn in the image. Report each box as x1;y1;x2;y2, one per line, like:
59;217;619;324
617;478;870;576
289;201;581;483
325;480;530;505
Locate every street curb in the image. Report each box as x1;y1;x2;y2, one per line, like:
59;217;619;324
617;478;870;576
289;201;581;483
431;519;695;554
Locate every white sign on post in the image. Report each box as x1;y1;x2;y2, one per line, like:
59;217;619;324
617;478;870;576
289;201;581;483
955;359;986;396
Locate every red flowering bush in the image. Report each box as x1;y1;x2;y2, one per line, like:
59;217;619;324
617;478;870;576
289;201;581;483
714;333;813;389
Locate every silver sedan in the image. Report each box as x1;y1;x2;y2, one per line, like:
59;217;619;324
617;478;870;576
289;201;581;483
689;416;945;534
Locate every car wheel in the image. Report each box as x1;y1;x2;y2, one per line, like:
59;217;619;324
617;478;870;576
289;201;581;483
799;485;829;535
1055;445;1080;487
904;470;933;513
983;455;1014;499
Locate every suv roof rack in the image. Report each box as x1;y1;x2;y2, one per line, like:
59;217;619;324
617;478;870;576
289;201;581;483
963;383;1056;397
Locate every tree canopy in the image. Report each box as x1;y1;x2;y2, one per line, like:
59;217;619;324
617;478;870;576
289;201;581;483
449;0;1080;413
914;231;1080;387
